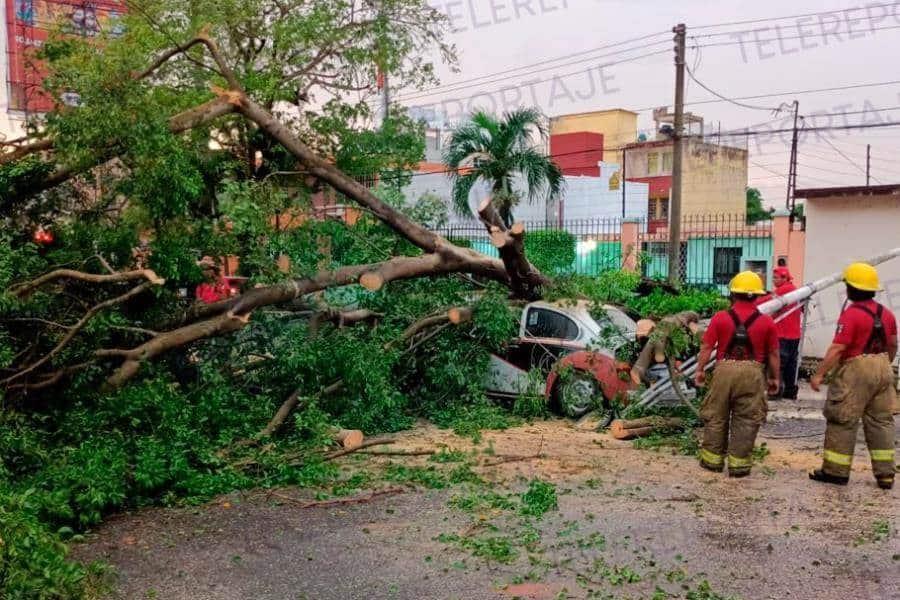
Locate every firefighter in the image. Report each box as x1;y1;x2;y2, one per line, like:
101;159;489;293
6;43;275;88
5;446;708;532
758;267;802;400
694;271;780;477
809;262;897;490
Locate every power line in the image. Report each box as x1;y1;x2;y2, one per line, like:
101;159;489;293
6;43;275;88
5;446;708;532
750;161;788;179
685;63;784;112
395;47;670;103
796;162;869;178
634;79;900;113
392;31;670;102
801;116;880;184
803;105;900;118
694;24;900;46
713;120;900;139
692;3;900;30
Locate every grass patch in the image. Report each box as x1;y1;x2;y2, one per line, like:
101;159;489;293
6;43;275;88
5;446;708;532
428;449;467;463
520;479;558;519
855;519;891;545
437;532;519;564
632;429;699;456
382;464;448;489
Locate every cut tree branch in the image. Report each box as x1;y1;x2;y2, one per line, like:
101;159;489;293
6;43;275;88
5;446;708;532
3;281;156;385
11;268;164;299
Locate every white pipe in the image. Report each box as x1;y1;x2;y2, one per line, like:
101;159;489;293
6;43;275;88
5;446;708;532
757;246;900;316
636;246;900;408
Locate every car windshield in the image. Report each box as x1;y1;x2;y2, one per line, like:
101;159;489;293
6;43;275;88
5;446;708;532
586;306;636;356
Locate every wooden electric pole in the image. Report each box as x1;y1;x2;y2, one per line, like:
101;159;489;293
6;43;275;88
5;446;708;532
667;23;686;286
866;144;871;186
621;148;627;218
785;100;799;211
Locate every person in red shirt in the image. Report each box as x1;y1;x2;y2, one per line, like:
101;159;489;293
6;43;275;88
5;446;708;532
694;271;780;478
195;257;232;304
809;262;897;489
758;267;802;400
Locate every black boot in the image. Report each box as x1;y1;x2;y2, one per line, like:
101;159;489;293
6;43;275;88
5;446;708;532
809;469;849;486
876;476;894;490
728;469;751;478
699;461;723;473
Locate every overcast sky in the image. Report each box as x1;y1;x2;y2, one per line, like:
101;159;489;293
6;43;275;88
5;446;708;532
395;0;900;207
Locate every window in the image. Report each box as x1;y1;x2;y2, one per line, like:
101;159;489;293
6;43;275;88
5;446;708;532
525;308;579;340
656;198;670;219
744;260;769;284
647;153;659;175
662;152;673;173
647;198;669;220
713;247;743;284
647;242;668;257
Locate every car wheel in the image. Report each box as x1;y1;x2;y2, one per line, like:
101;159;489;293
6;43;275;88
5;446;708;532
556;371;615;425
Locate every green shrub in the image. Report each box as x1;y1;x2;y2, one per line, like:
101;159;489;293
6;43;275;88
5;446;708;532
525;229;576;275
626;287;727;318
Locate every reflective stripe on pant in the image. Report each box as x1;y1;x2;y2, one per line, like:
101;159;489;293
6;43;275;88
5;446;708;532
700;360;767;475
822;353;897;479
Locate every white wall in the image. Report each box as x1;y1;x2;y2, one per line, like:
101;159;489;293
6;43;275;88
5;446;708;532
0;8;27;142
803;193;900;358
404;161;649;225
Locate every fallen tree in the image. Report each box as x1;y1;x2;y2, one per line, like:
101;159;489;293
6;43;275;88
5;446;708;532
1;32;546;394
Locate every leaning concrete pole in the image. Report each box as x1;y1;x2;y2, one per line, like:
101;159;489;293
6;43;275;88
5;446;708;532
756;246;900;316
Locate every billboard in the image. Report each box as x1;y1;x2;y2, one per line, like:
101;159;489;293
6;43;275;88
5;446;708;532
5;1;126;113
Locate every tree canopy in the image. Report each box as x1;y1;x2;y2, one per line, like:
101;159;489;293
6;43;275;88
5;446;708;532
746;187;773;224
443;108;564;227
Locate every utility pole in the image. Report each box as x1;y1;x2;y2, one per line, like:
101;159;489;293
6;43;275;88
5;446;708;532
866;144;871;186
382;71;390;125
667;23;686;286
785;100;799;211
621;148;627;219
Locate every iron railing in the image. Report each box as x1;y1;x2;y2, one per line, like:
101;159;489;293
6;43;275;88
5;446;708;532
440;218;623;276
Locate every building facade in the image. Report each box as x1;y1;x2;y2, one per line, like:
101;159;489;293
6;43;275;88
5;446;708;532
797;184;900;359
1;5;26;141
549;109;637;167
624;137;748;221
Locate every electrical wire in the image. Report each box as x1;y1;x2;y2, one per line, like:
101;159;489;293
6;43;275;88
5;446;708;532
750;161;788;179
694;23;900;46
796;162;869;178
633;79;900;113
801;116;881;183
692;2;900;30
391;31;671;101
685;64;784;112
394;47;671;102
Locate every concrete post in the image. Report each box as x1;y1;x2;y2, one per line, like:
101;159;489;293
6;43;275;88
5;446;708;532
621;218;641;272
771;208;805;281
772;209;791;266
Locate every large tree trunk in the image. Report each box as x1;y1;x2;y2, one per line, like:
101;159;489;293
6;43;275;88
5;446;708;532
477;197;548;299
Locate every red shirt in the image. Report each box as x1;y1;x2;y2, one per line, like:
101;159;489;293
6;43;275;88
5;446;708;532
195;279;231;304
833;300;898;359
703;300;779;363
758;282;802;340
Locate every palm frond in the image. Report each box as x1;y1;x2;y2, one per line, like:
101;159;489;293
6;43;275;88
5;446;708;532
510;150;565;203
499;107;548;152
450;171;481;217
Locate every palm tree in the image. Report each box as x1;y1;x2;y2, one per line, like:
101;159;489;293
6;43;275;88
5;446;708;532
443;108;564;227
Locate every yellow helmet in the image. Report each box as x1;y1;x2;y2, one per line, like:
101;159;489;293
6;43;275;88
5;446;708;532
729;270;765;295
843;262;881;292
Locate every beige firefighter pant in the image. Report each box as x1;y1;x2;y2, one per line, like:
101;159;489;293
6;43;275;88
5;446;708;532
821;353;896;481
699;360;767;475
